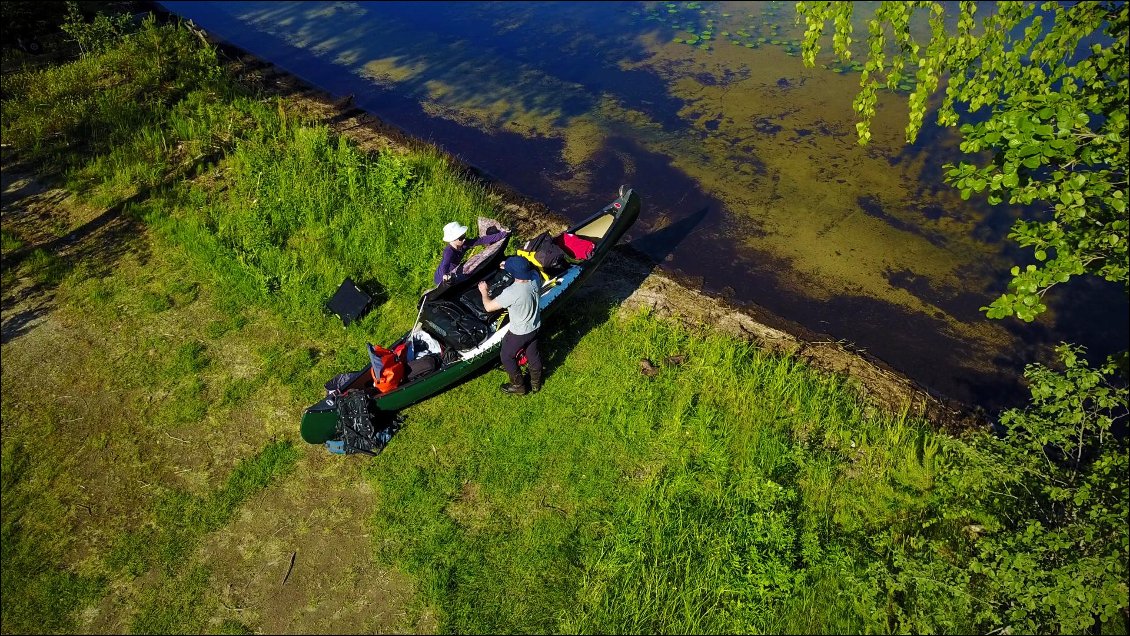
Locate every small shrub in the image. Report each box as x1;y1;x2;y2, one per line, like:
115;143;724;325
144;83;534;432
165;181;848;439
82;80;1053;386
60;1;136;57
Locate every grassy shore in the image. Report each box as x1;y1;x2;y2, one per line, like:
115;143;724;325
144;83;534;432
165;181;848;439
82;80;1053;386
2;16;1125;635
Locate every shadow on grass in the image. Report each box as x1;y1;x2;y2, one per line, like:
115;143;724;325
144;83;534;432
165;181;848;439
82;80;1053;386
0;146;230;344
539;206;711;381
1;187;149;344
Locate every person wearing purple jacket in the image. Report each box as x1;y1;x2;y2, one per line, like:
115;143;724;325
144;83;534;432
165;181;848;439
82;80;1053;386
433;221;507;286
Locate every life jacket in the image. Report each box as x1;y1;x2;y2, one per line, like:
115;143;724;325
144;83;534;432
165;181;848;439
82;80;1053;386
368;343;405;393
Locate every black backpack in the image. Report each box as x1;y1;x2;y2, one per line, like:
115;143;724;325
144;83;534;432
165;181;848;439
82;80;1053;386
519;232;567;275
332;391;401;455
325;277;373;326
421;300;490;350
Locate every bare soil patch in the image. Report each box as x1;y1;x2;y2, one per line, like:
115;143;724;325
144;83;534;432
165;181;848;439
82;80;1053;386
199;450;436;634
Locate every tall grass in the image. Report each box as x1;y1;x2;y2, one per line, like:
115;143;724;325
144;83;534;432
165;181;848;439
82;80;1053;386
355;311;949;633
139;113;500;350
2;18;221;169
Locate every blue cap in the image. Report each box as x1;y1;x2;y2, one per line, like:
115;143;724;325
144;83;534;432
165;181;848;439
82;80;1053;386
503;256;538;280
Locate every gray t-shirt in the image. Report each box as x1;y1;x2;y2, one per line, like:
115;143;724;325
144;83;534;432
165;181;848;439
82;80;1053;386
494;279;541;335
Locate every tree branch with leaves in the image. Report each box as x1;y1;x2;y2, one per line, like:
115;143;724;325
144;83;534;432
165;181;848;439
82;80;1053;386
797;1;1127;322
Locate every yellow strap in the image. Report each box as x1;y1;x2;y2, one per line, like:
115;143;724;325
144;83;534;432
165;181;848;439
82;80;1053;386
517;249;551;281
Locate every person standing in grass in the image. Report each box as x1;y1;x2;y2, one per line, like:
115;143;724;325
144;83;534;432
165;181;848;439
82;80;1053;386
434;221;506;285
478;256;543;395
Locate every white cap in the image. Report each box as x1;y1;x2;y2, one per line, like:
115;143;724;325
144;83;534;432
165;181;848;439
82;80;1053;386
442;221;468;242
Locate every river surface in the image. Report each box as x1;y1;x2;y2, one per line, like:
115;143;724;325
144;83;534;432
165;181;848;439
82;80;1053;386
160;0;1127;413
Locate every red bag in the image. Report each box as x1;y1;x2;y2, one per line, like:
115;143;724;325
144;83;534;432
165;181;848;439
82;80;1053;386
560;233;594;260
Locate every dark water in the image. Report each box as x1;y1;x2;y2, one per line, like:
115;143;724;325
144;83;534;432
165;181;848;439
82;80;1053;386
159;0;1127;413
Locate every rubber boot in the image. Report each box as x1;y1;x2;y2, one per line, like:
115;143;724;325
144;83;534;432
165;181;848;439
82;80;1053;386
500;369;527;395
529;368;543;393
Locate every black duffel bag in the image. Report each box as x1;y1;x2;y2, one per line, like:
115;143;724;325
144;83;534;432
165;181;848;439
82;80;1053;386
421;300;490;350
459;269;514;322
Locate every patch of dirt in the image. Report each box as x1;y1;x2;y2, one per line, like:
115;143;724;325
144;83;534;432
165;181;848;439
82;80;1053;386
199;450;437;634
445;480;495;532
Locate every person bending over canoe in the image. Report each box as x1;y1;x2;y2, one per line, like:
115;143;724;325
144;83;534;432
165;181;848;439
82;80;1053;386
478;256;543;395
434;221;506;286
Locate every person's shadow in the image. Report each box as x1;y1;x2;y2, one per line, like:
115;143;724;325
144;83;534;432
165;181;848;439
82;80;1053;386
537;205;710;380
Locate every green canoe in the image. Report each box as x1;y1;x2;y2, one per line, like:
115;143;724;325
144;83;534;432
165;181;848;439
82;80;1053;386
301;187;642;445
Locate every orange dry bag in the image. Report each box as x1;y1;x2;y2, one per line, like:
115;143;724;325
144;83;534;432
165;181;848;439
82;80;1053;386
367;343;405;393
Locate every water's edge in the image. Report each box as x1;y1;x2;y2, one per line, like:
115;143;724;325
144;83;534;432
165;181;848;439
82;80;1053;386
160;11;988;431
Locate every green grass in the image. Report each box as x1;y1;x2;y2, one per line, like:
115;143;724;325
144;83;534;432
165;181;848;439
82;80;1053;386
355;310;948;633
1;228;24;253
2;14;1124;636
1;441;106;634
20;247;72;286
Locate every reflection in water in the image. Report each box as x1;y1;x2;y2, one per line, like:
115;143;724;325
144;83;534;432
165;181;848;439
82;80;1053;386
161;0;1126;412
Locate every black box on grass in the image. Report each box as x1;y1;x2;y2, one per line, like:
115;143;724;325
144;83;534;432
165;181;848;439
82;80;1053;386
326;277;373;327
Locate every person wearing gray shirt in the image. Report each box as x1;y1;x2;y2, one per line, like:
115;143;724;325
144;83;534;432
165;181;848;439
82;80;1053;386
477;256;544;395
